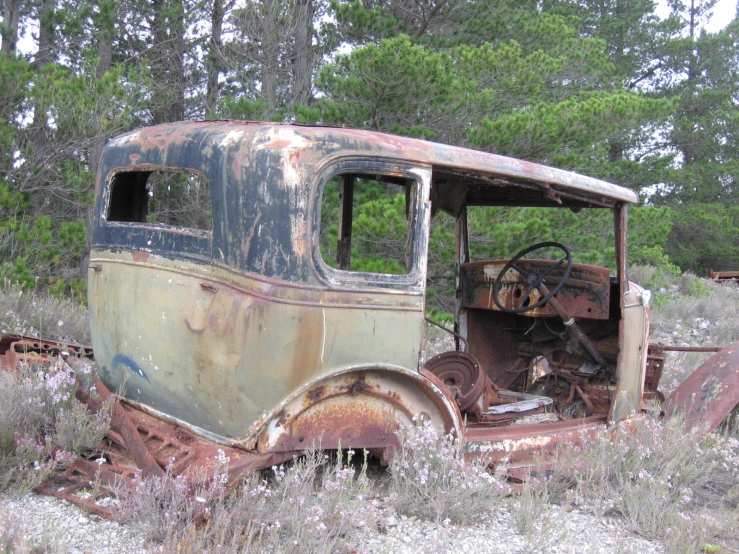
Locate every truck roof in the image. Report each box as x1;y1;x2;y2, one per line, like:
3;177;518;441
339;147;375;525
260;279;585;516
105;120;639;208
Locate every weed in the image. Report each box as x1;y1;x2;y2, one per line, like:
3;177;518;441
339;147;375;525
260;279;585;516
0;282;90;344
52;398;114;455
389;416;508;524
0;362;113;493
662;511;720;554
0;503;26;553
551;415;739;550
508;478;566;552
116;448;371;553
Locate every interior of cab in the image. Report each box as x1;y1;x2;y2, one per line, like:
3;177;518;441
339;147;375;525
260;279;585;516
424;167;627;427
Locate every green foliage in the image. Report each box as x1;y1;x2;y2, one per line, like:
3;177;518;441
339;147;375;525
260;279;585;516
630;244;682;305
425;306;454;325
664;204;739;275
1;0;737;299
0;216;87;298
467;206;616;267
320;177;411;275
316;35;468;138
470;91;672;171
630;245;681;278
0;51;139;300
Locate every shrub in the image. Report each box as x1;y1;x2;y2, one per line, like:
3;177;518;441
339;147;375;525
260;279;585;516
52;398;114;455
0;283;90;344
388;416;508;524
629;245;682;304
0;361;113;493
665;203;739;275
113;462;222;544
551;415;739;552
117;448;371;553
0;505;28;553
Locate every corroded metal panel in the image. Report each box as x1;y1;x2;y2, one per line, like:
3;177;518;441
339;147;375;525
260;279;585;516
609;281;650;423
461;261;611;319
254;366;462;453
88;250;426;443
663;341;739;432
464;416;608;469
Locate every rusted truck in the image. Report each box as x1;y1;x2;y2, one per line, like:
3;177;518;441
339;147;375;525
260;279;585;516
3;121;736;500
77;120;737;474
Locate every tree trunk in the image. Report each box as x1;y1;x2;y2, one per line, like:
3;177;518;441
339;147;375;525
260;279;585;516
260;0;278;117
1;0;23;55
291;0;313;107
151;0;186;124
89;1;115;178
205;0;228;118
34;0;56;67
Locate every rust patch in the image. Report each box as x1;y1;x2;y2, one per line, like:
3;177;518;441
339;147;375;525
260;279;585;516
307;385;326;402
132;250;150;263
271;399;400;452
0;334;93;372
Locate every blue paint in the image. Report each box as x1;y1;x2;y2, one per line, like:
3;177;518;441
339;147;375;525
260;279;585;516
112;354;150;383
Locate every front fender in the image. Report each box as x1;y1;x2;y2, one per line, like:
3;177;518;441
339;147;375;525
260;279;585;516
663;340;739;432
237;364;462;453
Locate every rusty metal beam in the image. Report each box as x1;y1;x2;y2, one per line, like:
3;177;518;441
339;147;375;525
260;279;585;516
337;174;354;270
651;344;725;353
92;374;165;478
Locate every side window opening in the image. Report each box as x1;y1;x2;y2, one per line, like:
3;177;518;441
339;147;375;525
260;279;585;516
319;173;415;275
107;170;213;231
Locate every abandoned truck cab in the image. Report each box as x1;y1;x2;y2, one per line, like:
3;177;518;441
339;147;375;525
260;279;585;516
89;121;654;467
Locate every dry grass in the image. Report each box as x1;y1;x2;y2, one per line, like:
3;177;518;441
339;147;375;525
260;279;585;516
0;283;90;344
0;505;27;553
651;277;739;347
115;449;372;553
537;415;739;553
388;416;508;524
0;360;113;494
508;478;565;551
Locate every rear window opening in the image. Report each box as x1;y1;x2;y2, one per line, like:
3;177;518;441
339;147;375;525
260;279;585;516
107;169;213;231
319;173;416;275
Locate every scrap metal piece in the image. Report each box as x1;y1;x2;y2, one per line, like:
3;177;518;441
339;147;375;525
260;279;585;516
0;334;93;371
484;391;554;415
663;340;739;432
710;269;739;283
651;344;724;353
36;397;297;519
92;374;164;478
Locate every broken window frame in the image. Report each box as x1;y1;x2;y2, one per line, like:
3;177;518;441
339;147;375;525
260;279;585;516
98;166;213;261
104;166;214;236
312;158;432;292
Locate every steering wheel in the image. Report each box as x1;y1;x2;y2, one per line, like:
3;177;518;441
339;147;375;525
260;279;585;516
492;241;573;314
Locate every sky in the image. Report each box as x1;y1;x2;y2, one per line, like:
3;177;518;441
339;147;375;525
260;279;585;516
657;0;738;32
707;0;738;31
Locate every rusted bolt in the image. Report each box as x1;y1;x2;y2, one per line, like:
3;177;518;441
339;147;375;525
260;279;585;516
350;381;367;396
200;283;219;293
91;264;103;272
